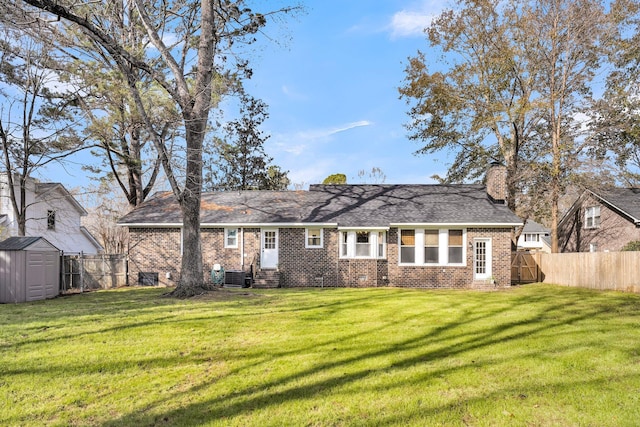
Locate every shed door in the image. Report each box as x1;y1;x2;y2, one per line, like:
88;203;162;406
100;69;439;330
26;252;46;301
26;251;59;301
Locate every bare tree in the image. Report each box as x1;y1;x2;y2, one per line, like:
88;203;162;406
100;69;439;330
4;0;298;296
0;33;85;235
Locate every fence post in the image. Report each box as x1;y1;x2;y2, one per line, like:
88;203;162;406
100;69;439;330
80;252;85;292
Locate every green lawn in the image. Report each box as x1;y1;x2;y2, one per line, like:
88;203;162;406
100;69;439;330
1;284;639;426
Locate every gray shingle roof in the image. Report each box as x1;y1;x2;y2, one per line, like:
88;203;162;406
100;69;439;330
118;184;522;227
593;188;640;223
522;219;549;233
0;236;47;251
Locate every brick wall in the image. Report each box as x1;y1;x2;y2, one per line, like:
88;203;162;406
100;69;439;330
128;228;181;287
386;228;513;289
128;225;513;289
201;227;261;274
559;195;640;252
278;228;341;287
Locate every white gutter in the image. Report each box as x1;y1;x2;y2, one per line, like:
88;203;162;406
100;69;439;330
121;222;339;228
390;222;523;228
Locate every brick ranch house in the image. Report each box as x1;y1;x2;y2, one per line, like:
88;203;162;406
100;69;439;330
119;165;521;289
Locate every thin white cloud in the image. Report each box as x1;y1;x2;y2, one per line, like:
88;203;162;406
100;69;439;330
328;120;372;136
388;1;443;39
269;120;373;159
389;11;432;38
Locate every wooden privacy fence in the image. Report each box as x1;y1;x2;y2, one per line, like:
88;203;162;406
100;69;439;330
511;251;640;293
62;254;127;292
536;252;640;293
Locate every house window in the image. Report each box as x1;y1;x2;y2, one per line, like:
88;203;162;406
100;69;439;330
305;228;323;248
448;230;463;264
340;231;387;259
424;229;439;264
224;228;238;248
355;232;370;256
341;232;349;257
524;233;539;242
377;231;386;258
585;206;601;229
47;210;56;230
400;228;466;266
400;230;415;263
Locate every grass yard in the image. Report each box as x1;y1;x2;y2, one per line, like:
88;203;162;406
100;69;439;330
1;284;640;426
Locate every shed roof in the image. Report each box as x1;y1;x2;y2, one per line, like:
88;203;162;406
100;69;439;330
119;184;522;228
0;236;59;251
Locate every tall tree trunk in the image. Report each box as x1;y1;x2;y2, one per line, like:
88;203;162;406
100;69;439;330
171;0;213;295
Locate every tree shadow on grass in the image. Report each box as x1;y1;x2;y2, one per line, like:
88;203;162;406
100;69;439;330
96;286;640;426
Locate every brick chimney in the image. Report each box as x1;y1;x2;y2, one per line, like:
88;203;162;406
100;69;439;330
486;162;507;204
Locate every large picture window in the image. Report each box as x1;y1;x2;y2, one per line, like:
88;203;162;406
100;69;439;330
585;206;601;229
399;228;466;266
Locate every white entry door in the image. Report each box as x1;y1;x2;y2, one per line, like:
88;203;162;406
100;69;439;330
261;229;279;269
473;238;492;280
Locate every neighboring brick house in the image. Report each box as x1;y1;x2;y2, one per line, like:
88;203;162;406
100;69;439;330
119;165;521;289
559;188;640;253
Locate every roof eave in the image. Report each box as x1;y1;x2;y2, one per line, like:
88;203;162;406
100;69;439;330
390;222;523;228
587;189;640;224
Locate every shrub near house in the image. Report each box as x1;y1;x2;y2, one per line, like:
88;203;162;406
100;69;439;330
119;165;521;288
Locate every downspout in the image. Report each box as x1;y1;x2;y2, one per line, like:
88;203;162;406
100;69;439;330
240;227;244;270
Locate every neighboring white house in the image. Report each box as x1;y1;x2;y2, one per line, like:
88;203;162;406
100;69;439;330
0;174;103;254
516;219;551;253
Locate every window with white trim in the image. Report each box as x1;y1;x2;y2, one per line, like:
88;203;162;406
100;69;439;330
355;232;370;256
400;229;415;263
305;228;323;248
339;231;387;259
224;228;238;248
341;231;349;257
448;230;463;264
377;231;386;258
585;206;601;229
424;229;439;264
399;228;466;266
524;233;539;242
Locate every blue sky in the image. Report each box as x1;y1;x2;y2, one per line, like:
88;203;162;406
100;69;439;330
38;0;449;191
248;0;447;186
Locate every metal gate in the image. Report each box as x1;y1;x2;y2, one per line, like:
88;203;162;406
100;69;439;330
511;252;540;284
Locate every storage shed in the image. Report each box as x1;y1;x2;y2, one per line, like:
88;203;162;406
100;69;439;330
0;237;60;303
